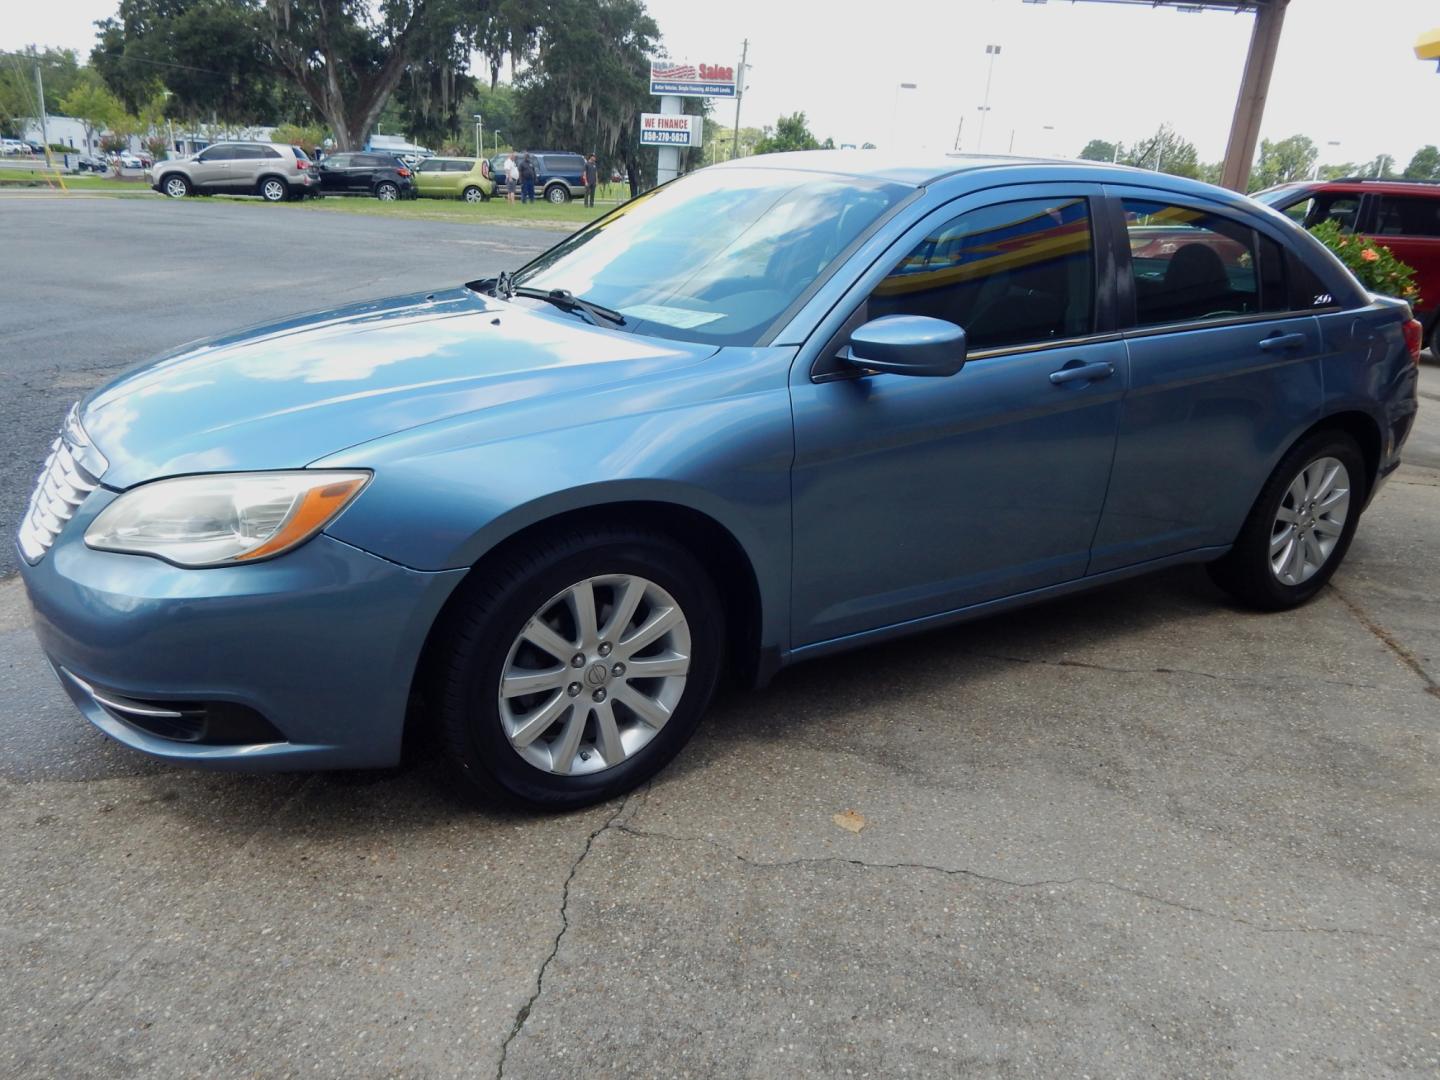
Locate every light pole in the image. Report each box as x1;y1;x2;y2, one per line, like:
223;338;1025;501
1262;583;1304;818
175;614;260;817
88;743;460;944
890;81;917;147
1313;139;1340;180
977;44;1001;151
473;113;483;159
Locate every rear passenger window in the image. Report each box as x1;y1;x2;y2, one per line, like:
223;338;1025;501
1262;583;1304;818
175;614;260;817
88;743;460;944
1122;199;1258;325
1302;194;1362;231
867;197;1095;351
1374;196;1440;238
445;159;476;172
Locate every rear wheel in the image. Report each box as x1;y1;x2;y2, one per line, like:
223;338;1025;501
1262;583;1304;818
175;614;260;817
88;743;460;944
463;185;484;204
546;184;569;204
434;528;723;809
258;177;288;202
375;181;399;202
161;174;190;198
1207;430;1367;610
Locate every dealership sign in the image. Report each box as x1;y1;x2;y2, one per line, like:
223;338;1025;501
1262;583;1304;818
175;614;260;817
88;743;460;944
639;113;703;148
649;60;737;98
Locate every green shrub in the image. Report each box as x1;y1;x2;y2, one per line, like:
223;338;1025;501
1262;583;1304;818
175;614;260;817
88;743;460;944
1308;217;1420;307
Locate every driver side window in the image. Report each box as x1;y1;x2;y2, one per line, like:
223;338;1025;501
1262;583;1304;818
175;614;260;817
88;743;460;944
1122;199;1259;326
867;197;1096;352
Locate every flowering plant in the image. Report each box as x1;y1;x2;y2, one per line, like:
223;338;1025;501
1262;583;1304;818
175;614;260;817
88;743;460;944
1307;217;1421;306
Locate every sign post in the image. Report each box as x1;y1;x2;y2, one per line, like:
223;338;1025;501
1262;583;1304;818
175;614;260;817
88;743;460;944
648;59;738;184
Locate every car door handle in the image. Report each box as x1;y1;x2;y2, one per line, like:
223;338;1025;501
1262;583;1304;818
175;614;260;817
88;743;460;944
1258;332;1307;352
1049;361;1115;385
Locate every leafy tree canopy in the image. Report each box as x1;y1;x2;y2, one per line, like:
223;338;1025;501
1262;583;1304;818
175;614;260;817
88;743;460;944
753;112;820;155
1077;138;1116;163
1249;134;1318;191
1402;145;1440;181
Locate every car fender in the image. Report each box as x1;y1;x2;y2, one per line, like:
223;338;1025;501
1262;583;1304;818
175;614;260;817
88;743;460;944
315;344;798;654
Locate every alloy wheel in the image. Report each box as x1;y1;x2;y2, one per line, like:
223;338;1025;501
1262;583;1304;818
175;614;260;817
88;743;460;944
464;186;482;203
163;177;187;198
377;183;398;202
497;574;691;776
262;179;286;202
1270;456;1350;586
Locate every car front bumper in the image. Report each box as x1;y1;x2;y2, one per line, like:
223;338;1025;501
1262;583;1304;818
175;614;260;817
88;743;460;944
18;490;466;770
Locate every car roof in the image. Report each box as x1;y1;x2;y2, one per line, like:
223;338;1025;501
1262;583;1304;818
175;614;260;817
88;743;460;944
707;149;1244;196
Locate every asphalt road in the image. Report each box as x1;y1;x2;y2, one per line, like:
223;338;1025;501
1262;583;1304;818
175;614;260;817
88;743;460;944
2;195;1439;1078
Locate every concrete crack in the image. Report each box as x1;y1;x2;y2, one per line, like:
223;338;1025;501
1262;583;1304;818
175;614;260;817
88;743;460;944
968;651;1381;692
1328;582;1440;699
495;792;637;1079
615;823;1431;949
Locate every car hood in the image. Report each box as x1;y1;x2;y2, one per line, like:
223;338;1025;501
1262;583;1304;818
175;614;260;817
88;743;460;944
81;288;718;488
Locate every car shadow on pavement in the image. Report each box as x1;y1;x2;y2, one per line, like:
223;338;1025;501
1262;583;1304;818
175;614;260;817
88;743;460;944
112;564;1230;831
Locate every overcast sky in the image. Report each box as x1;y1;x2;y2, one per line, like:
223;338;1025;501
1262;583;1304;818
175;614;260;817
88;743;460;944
7;0;1438;167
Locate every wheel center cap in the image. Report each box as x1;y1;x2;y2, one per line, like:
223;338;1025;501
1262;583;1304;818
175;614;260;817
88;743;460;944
585;662;609;687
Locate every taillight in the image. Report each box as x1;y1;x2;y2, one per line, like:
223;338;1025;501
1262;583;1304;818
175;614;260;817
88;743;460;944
397;167;411;177
295;159;309;170
1402;318;1422;365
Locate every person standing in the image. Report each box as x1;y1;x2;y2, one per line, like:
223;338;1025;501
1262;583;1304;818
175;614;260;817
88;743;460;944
504;152;519;205
583;153;599;208
519;151;536;204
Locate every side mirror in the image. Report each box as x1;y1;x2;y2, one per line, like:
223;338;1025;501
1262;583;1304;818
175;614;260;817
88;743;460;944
842;315;967;377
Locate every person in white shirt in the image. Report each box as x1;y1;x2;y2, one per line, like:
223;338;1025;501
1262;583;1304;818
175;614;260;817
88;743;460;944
504;153;519;205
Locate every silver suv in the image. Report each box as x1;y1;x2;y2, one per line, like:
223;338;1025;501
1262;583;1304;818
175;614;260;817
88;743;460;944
150;142;320;202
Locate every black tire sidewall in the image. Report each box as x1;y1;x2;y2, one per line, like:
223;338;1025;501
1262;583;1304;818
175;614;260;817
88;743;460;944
1215;431;1368;609
441;535;723;808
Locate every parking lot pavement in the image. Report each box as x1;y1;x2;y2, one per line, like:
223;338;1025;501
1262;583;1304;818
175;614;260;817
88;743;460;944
2;199;1439;1076
0;197;553;578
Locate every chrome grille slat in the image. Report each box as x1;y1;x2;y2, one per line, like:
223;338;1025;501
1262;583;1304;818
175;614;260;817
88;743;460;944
17;404;106;564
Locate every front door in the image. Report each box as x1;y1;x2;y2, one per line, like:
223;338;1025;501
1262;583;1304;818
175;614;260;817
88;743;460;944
790;187;1126;648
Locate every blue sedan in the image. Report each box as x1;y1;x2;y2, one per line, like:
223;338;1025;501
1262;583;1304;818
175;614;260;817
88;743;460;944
17;153;1422;808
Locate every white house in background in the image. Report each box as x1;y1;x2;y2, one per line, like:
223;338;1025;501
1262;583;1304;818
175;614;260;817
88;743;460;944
19;115;279;160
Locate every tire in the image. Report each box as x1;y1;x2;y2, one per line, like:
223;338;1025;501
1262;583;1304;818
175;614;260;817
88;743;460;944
546;184;569;204
463;185;484;204
375;181;399;202
258;177;288;202
434;527;724;809
160;174;190;199
1429;316;1439;360
1207;429;1367;610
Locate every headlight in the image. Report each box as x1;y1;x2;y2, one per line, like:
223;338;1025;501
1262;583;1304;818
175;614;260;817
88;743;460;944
85;471;370;567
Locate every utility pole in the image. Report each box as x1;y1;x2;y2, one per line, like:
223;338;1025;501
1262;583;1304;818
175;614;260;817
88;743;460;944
33;50;51;164
977;44;1000;151
731;38;748;161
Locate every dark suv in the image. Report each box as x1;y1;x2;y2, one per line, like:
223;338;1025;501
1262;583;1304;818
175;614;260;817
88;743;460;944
316;153;414;200
1256;178;1440;352
492;151;587;203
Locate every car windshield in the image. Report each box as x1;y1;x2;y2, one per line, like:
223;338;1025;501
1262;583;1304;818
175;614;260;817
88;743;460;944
511;167;911;345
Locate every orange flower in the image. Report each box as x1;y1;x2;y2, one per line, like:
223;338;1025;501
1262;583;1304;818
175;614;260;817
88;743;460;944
1360;248;1379;262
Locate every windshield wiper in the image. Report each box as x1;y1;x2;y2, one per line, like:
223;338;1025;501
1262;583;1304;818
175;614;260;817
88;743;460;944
508;285;627;328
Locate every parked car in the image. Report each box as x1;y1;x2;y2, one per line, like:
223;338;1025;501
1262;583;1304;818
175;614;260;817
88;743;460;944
109;152;145;170
150;142;320;202
316;152;414;200
1255;178;1440;354
17;155;1420;809
490;152;587;202
0;138;28;155
413;156;494;202
75;156;110;174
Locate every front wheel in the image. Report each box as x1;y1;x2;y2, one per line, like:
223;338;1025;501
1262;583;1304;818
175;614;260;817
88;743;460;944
259;177;288;203
375;181;399;202
161;175;190;198
546;184;569;204
1207;430;1367;610
435;529;723;809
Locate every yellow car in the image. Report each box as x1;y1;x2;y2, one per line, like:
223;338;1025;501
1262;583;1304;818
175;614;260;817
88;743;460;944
412;157;495;202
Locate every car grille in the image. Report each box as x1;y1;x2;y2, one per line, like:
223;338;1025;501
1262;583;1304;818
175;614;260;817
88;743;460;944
18;404;108;564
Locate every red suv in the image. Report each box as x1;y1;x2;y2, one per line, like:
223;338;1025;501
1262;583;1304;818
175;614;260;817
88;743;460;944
1255;178;1440;353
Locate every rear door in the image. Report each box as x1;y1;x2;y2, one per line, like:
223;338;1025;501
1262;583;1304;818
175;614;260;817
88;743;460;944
1368;193;1440;322
1088;188;1326;573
